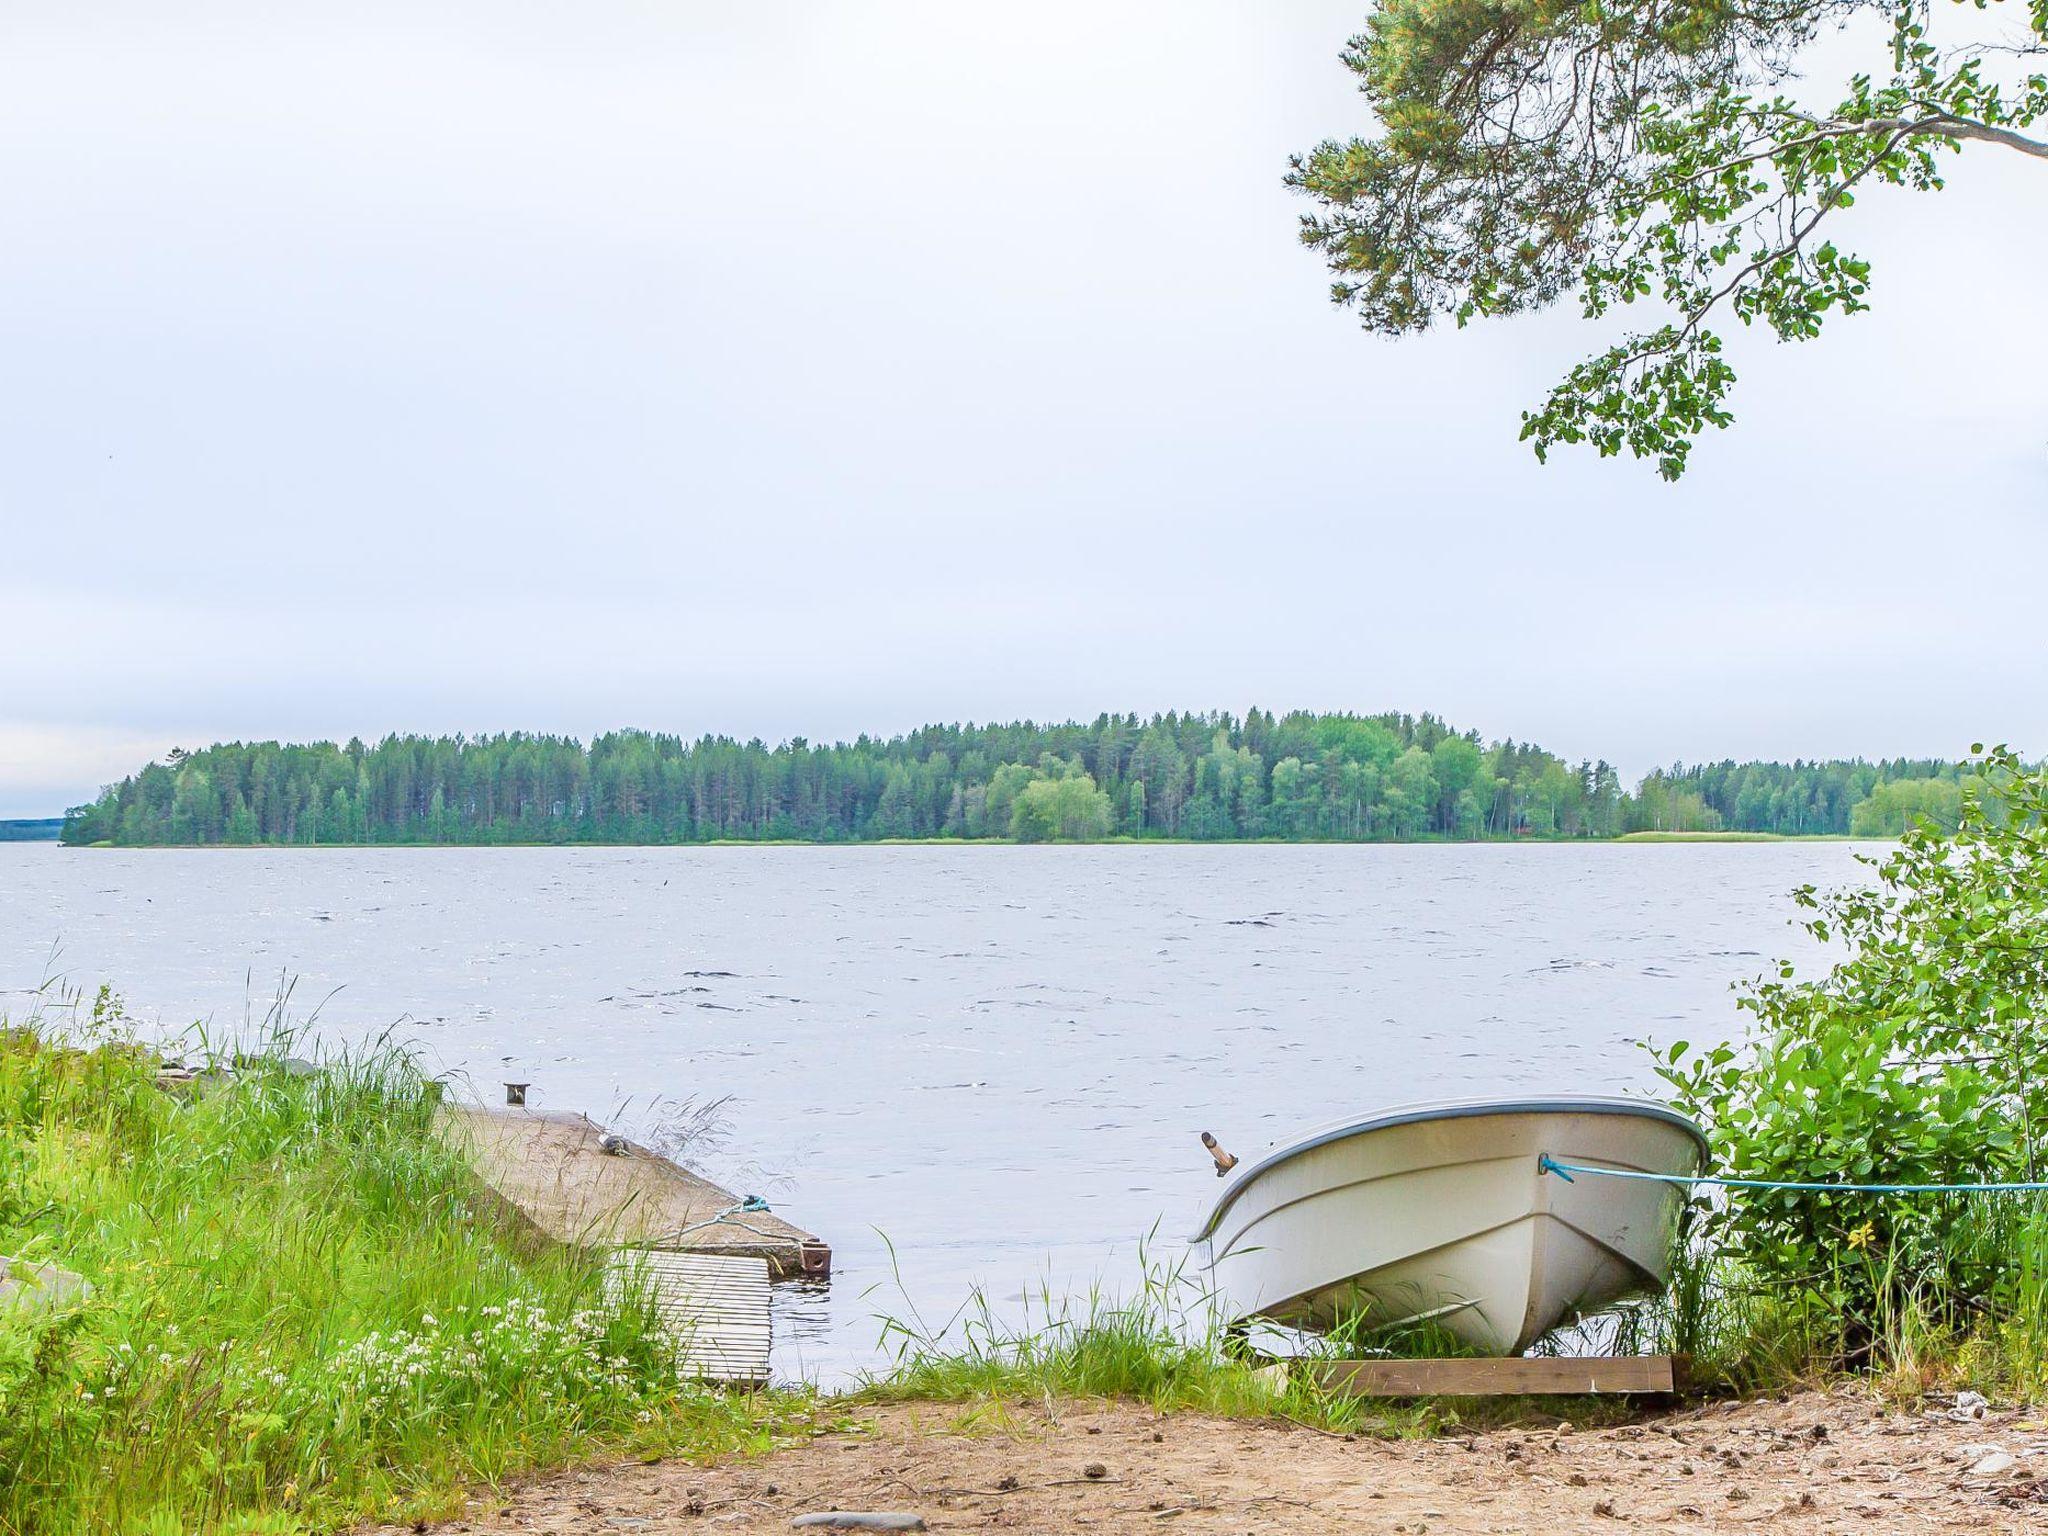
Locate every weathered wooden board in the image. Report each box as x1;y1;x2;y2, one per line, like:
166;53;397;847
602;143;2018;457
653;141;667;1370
609;1250;773;1386
439;1103;827;1276
1312;1355;1688;1398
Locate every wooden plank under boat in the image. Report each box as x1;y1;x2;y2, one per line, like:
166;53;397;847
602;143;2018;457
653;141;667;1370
1311;1353;1689;1397
1193;1095;1706;1355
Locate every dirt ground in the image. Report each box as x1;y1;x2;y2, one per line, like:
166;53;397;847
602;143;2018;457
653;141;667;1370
395;1389;2048;1536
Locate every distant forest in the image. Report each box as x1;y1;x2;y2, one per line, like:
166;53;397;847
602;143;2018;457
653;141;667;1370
60;712;1968;847
0;818;63;842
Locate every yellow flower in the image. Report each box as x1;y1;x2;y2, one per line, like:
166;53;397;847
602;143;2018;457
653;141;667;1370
1846;1220;1877;1251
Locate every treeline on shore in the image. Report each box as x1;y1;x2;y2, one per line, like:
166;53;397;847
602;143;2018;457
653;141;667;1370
61;712;1967;846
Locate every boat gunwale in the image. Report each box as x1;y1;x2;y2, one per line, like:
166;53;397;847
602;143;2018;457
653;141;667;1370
1190;1095;1708;1244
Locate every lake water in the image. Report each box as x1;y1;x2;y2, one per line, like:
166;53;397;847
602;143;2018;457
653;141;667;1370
0;840;1873;1381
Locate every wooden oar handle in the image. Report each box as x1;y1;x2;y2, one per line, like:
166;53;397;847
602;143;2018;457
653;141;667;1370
1201;1131;1238;1177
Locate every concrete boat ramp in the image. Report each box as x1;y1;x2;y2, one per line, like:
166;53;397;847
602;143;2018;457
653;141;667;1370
439;1102;828;1384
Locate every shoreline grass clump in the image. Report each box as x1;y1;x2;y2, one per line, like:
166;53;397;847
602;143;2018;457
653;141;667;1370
865;1239;1469;1436
1634;1195;2048;1403
863;1248;1672;1436
0;986;800;1536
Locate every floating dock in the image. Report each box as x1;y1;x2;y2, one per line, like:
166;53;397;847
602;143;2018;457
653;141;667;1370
439;1103;829;1278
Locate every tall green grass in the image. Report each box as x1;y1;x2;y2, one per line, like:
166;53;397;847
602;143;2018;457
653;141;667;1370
0;985;798;1536
864;1237;1459;1435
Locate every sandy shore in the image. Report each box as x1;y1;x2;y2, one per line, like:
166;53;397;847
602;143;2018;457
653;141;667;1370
387;1387;2048;1535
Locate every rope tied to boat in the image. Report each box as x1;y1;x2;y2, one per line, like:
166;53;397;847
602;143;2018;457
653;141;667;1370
1538;1153;2048;1195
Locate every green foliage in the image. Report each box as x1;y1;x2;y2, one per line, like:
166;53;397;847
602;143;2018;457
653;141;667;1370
1293;0;2048;476
1848;775;1965;836
64;715;1965;847
1009;773;1115;841
1653;747;2048;1346
0;820;63;843
0;988;792;1535
1632;754;1963;835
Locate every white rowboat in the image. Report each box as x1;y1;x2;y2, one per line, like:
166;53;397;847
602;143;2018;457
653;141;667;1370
1192;1096;1706;1355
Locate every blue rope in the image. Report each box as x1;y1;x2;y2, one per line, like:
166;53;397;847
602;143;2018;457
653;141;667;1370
1538;1153;2048;1195
661;1194;774;1243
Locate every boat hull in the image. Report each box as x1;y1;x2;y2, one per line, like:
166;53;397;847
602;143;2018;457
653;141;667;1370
1194;1097;1705;1355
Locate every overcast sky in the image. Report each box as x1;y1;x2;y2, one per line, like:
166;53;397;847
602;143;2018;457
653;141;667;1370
1;2;2042;816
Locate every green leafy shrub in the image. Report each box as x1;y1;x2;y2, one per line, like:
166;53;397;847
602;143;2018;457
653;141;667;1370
1654;747;2048;1349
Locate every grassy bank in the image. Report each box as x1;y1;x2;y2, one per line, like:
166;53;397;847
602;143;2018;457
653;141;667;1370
1611;830;1868;843
864;1252;1434;1436
0;988;800;1536
56;832;1882;850
859;1246;1693;1435
857;1217;2048;1437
